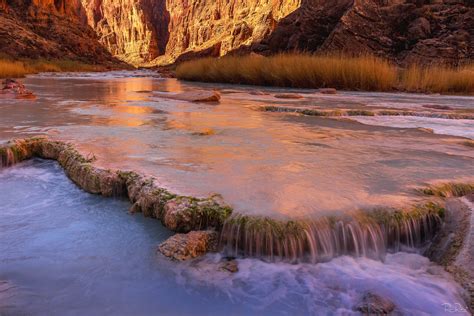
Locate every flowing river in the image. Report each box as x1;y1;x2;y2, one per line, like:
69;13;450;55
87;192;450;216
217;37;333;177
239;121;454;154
0;71;473;315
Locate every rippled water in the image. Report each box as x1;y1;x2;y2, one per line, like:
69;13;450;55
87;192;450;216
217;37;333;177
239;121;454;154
0;71;473;218
0;160;468;315
352;116;474;140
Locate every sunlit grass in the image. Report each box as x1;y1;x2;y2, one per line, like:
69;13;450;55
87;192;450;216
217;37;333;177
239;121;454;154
177;54;398;91
0;59;30;78
403;64;474;94
0;57;107;78
176;54;474;94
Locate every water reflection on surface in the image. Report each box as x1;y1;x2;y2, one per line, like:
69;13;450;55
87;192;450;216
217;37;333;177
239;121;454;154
0;72;473;218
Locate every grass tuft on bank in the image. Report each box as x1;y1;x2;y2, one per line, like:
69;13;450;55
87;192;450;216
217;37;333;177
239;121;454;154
0;57;107;78
402;64;474;94
176;54;474;94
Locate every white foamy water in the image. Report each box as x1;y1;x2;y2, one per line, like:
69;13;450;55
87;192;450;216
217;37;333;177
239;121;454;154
352;116;474;139
179;253;469;315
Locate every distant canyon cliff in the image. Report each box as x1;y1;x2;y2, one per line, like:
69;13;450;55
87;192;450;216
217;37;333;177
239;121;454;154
1;0;473;66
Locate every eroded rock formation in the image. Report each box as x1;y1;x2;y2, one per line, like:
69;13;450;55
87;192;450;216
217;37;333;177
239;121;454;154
1;79;36;99
2;0;472;66
80;0;301;65
0;0;118;64
78;0;473;66
158;230;218;261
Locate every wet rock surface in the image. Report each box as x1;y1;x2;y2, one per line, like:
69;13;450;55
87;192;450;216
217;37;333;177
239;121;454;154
274;93;304;99
355;292;396;314
426;195;474;312
158;230;218;261
155;91;221;103
257;104;474;120
219;258;239;273
162;195;232;233
0;79;35;99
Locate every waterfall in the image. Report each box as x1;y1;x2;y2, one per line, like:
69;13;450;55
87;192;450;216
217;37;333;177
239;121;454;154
219;210;442;263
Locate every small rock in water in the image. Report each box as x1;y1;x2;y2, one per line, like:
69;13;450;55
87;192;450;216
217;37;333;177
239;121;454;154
158;231;218;261
355;292;396;315
192;128;216;136
220;89;241;94
219;258;239;273
417;127;434;134
422;104;453;111
135;90;152;93
274;93;304;99
318;88;337;95
156;91;221;103
1;79;36;99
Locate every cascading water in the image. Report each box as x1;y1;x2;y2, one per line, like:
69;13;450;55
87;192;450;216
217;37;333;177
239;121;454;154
0;147;16;168
219;210;442;263
0;138;446;265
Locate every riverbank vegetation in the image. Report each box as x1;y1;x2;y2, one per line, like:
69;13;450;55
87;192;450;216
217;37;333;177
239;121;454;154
176;54;474;94
0;57;107;78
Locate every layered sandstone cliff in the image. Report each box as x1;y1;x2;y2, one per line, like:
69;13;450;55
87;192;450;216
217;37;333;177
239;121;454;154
1;0;472;66
80;0;473;66
81;0;301;65
0;0;118;64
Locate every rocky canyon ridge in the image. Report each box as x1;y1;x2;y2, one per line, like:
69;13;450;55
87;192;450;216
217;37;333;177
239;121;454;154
1;0;473;66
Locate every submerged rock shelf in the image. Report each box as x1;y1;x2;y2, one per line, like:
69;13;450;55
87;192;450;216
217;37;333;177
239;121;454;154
256;105;474;120
1;137;473;264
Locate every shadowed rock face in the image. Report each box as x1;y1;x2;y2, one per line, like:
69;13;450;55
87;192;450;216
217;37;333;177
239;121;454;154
0;0;119;64
256;0;474;66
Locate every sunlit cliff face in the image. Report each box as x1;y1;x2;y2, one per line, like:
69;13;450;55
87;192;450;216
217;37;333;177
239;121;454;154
80;0;301;66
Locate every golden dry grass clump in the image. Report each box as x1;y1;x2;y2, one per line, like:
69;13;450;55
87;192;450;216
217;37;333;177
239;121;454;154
177;54;398;91
403;64;474;94
0;57;106;78
0;59;30;78
176;54;474;94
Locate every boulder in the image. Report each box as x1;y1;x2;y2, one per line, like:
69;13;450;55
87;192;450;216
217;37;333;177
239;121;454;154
156;91;221;103
355;293;396;314
158;230;218;261
0;79;36;99
219;258;239;273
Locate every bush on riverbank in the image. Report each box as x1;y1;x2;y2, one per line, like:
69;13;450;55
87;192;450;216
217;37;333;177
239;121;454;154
176;54;474;94
0;57;106;78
